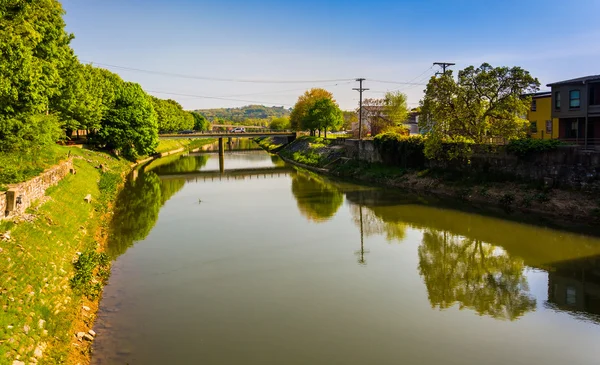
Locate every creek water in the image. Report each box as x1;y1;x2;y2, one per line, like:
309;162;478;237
91;140;600;365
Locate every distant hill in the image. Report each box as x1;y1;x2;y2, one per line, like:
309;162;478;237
195;105;291;123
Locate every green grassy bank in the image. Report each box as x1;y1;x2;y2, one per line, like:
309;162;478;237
0;148;131;364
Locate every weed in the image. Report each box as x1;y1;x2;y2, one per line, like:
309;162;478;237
499;193;515;207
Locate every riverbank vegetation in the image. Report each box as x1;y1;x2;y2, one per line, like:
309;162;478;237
0;148;130;363
0;0;209;169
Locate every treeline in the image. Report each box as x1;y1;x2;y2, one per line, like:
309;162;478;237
0;0;209;160
196;105;291;123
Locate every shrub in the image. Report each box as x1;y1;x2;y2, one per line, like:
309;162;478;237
507;138;563;157
424;135;475;162
374;132;426;168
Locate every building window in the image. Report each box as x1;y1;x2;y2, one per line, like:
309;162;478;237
570;90;580;108
531;99;537;111
546;120;552;134
590;84;600;105
555;91;561;109
530;121;537;133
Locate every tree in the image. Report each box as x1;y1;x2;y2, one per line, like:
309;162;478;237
97;82;158;159
361;91;409;136
191;112;210;131
151;97;194;133
269;116;290;130
305;98;343;138
290;88;335;132
0;0;73;150
342;111;358;132
419;63;540;156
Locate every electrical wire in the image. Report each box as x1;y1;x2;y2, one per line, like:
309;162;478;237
81;60;355;84
145;89;295;107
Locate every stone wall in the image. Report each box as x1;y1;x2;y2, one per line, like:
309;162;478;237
1;158;73;219
344;139;600;192
344;139;382;163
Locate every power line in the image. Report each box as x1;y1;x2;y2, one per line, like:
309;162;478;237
368;79;428;85
214;80;355;98
145;90;294;107
81;60;355;84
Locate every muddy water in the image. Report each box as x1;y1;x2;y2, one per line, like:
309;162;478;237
92;141;600;365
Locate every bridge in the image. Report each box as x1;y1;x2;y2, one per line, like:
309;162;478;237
159;131;297;159
159;131;296;139
157;166;293;181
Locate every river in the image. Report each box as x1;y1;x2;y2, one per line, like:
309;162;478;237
91;140;600;365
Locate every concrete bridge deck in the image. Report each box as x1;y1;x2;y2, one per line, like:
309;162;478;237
159;132;296;139
157;166;293;180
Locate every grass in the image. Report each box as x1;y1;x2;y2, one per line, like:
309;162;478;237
153;138;216;155
254;136;286;152
0;145;70;190
0;147;130;364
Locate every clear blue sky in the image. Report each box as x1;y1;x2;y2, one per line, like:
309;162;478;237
61;0;600;111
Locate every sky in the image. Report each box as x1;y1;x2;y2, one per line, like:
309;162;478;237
61;0;600;111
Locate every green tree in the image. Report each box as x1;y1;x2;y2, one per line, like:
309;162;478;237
290;171;343;222
151;97;194;133
290;88;335;133
342;111;357;131
362;91;409;136
0;0;73;150
419;63;540;157
269;116;290;130
191;112;210;131
305;97;343;138
97;82;158;159
418;229;536;320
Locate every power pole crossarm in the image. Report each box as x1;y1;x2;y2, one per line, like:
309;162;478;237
433;62;455;76
353;78;369;140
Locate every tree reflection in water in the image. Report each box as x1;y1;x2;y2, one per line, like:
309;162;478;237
418;230;536;320
291;171;343;222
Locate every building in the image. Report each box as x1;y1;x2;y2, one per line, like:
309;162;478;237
547;75;600;146
526;91;559;139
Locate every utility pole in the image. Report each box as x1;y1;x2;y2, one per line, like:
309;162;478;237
353;78;369;140
433;62;455;76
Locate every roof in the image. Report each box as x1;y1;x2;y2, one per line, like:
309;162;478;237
523;91;552;99
547;75;600;87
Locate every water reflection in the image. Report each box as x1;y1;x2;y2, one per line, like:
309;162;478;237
290;171;343;222
546;256;600;323
418;230;536;320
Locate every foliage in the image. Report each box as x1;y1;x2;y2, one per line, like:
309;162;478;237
374;132;426;168
418;229;536;320
507;138;563;157
0;144;67;186
195;105;290;123
290;170;343;222
70;250;110;299
342;110;357;131
269;116;291;130
305;97;343;137
151;97;194;133
424;135;475;161
96;82;159;159
290;88;335;132
362;91;409;136
191;111;210;131
0;114;62;153
420;63;540;153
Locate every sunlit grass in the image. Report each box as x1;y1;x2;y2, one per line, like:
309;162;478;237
0;145;70;190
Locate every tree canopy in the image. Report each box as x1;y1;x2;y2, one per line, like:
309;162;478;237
362;91;409;136
419;63;540;156
290;88;335;132
269;116;291;130
305;97;343;137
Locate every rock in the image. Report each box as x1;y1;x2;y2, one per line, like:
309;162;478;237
82;306;90;312
12;361;25;365
34;346;43;358
88;329;96;337
23;325;30;334
7;325;13;329
1;231;10;241
83;333;94;342
84;194;92;203
76;332;85;340
38;319;45;329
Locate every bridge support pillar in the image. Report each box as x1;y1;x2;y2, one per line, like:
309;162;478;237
218;138;225;173
228;137;232;150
